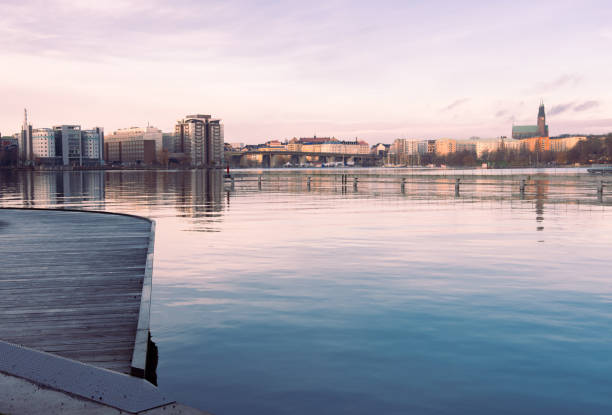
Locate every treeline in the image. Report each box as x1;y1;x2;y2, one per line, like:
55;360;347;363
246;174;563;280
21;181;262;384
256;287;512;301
416;135;612;168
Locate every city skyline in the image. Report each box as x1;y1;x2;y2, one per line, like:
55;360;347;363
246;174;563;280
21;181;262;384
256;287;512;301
1;0;611;142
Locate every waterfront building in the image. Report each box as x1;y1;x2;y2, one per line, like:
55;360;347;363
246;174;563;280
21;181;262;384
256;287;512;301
549;136;586;152
32;128;56;160
417;140;436;155
520;136;550;152
298;136;329;144
81;127;104;165
371;143;390;156
20;109;33;164
287;138;302;152
104;139;156;165
260;140;287;151
456;141;477;153
108;126;163;159
435;139;457;156
0;137;19;166
474;138;502;157
175;114;224;167
512;102;549;139
389;139;421;163
53;125;83;166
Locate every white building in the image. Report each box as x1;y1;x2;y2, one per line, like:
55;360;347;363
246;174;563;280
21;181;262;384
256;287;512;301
81;128;104;161
32;128;55;159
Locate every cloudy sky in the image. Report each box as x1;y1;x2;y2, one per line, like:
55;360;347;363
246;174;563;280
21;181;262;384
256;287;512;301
1;0;611;142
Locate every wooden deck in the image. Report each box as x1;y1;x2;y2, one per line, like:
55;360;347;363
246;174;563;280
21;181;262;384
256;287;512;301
0;208;153;375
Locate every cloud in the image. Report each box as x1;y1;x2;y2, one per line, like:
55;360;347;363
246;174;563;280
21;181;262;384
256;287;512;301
533;74;581;93
548;102;574;116
441;98;469;112
495;109;508;118
574;100;599;112
601;28;612;41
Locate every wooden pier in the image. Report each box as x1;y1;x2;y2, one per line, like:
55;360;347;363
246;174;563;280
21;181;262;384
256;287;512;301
0;208;154;376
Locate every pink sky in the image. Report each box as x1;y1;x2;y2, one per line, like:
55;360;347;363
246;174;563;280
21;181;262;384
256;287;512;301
1;0;611;143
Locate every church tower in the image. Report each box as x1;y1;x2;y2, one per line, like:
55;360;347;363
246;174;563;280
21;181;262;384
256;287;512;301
537;101;548;137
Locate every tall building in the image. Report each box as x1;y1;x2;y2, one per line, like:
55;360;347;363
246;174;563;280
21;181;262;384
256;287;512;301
53;125;83;166
512;102;549;139
175;114;224;167
537;101;547;137
20;109;33;164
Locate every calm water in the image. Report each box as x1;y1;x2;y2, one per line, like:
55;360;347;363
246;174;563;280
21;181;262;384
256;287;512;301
1;169;612;414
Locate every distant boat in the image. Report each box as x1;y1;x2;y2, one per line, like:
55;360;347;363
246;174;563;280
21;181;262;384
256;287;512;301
587;165;612;174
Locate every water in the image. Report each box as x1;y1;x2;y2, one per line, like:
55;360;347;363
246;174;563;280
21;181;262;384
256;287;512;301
1;169;612;414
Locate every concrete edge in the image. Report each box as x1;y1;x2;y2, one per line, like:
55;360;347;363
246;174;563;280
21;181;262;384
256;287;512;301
0;340;173;413
131;219;155;378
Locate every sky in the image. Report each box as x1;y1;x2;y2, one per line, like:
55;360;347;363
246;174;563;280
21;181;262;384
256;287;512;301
1;0;611;143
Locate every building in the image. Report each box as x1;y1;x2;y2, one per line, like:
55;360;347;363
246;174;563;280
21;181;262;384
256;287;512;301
175;114;224;167
474;138;502;157
549;136;586;152
435;139;457;156
371;143;390;156
104;139;156;165
81;127;104;165
0;137;19;166
53;125;83;166
107;126;162;159
520;136;550;153
32;128;56;160
20;109;33;164
162;133;176;152
512;102;549;139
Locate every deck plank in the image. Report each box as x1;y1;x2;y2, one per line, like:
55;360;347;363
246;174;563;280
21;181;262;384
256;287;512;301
0;208;152;375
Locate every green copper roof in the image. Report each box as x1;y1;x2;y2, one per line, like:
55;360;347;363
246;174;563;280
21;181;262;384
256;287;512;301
512;125;538;133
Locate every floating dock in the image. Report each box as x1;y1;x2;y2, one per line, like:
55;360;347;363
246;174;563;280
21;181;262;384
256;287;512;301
0;208;208;414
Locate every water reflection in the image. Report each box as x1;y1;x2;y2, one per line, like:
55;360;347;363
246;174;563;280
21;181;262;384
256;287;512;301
1;170;612;415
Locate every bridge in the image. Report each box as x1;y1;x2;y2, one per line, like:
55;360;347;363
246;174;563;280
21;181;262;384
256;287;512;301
224;150;381;168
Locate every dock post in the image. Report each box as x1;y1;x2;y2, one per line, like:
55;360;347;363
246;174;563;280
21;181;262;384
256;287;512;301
401;177;406;193
307;176;311;190
455;178;460;196
353;177;358;190
598;181;604;198
258;176;262;190
520;179;526;194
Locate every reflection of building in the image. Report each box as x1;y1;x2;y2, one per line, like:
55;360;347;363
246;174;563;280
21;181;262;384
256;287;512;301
19;171;105;209
175;114;224;168
512;102;549;139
